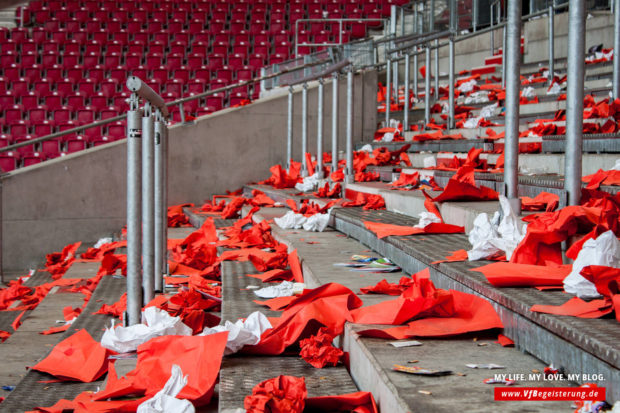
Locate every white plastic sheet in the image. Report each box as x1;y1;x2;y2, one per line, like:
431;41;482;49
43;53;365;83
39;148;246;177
295;172;321;192
463;116;481;129
360;144;374;152
546;82;562;95
423;156;437;168
100;307;192;353
274;210;307;230
521;86;536;99
199;311;273;355
564;230;620;299
413;211;441;229
480;103;498;119
464;91;490;104
137;365;195;413
94;237;114;248
302;213;330;232
457;78;477;93
253;281;305;299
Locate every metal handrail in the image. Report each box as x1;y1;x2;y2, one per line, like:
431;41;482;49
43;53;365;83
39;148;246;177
0;58;336;154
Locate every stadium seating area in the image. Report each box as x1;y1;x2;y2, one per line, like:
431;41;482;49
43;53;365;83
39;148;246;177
0;0;406;171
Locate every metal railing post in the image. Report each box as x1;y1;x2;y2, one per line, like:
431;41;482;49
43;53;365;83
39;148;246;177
614;0;620;99
473;0;479;31
502;25;507;89
549;4;555;87
424;45;431;126
287;86;294;172
413;5;419;103
178;103;186;124
153;110;165;292
430;0;438;99
0;179;3;285
386;58;392;124
345;68;354;183
393;60;399;108
141;103;155;305
331;73;339;174
301;83;309;177
404;53;410;129
448;0;456;130
565;0;586;205
316;79;324;178
504;0;522;212
126;96;142;326
162;119;169;278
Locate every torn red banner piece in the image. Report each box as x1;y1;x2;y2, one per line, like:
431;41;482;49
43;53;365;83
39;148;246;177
0;279;32;310
359;277;414;296
250;189;276;207
530;297;612;319
358;289;504;339
470;262;572;287
254;295;298;311
313;182;342;198
80;240;126;261
39;324;70;335
289;249;304;283
521;192;560;212
167;203;193;227
342;193;386;210
45;241;81;279
259;162;302;189
244;375;307;413
31;329;109;382
580;265;620;299
94;292;127;319
306;391;379;413
247;269;294;283
299;327;344;368
12;310;26;331
432;166;499;203
430;249;469;264
0;330;10;342
363;221;464;239
497;334;515;347
582;169;620;189
390;172;419;188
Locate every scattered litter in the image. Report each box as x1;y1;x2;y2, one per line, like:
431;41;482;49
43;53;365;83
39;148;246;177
456;372;467;376
334;257;401;273
408;360;419;364
295;172;321;192
477;342;489;347
2;386;14;391
466;364;505;369
137;365;195;413
200;311;272;355
274;210;307;230
245;285;260;289
302;213;330;232
418;390;432;395
253;281;305;298
531;369;540;374
484;378;516;385
393;365;452;376
390;340;422;348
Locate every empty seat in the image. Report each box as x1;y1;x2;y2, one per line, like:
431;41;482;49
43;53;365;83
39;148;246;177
23;151;45;167
0;151;19;172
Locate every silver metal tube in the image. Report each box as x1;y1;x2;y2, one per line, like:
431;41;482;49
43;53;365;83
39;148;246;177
162;119;169;278
490;6;495;56
549;5;555;87
393;60;399;109
504;0;522;209
403;53;410;129
316;79;324;179
153;113;164;292
434;40;439;99
473;0;479;31
126;76;169;118
141;104;155;305
413;5;419;104
179;104;186;124
345;69;354;183
400;7;405;35
331;73;339;173
449;38;455;129
287;86;294;172
502;25;507;89
614;0;620;99
386;58;392;124
424;46;431;125
126;101;142;326
0;180;3;285
565;0;586;205
301;83;308;177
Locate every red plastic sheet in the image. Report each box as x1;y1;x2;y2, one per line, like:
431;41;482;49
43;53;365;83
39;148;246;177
583;169;620;189
31;329;109;382
390;172;419;188
313;182;342;198
363;221;464;239
521;192;560;212
430;249;469;264
359;277;414;296
470;262;572;287
260;162;302;189
0;330;10;342
247;268;294;283
305;391;378;413
531;297;612;318
432;166;499;203
94;292;127;318
245;375;307;413
167;203;193;227
342;193;386;210
299;327;343;368
497;334;515;347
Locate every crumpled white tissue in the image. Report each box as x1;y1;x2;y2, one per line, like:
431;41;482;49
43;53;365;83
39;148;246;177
137;365;195;413
546;82;562;95
564;230;620;299
413;211;441;229
100;307;192;353
199;311;273;355
360;144;374;152
274;210;307;229
468;196;525;261
612;159;620;171
521;86;536;99
463;116;481;129
381;131;395;142
94;237;114;248
302;213;330;232
464;91;489;104
457;78;477;93
253;281;305;299
295;172;321;192
480;103;498;119
423;156;437;168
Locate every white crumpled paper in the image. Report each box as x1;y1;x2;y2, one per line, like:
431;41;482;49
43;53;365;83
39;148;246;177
381;131;396;142
564;230;620;299
521;86;536;99
546;82;562;95
360;144;374;152
303;213;330;232
101;307;192;353
295;172;321;192
457;78;477;93
253;281;305;299
274;210;307;229
612;159;620;171
480;103;498;119
137;365;195;413
423;156;437;168
463;116;482;129
94;237;113;248
464;91;490;104
413;211;441;229
199;311;273;355
468;196;525;261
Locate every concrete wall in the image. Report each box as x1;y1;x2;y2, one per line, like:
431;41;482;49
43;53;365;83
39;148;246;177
2;70;377;271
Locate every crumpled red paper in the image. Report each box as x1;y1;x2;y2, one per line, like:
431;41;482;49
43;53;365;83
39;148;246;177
582;169;620;189
94;292;127;318
432;166;499;203
167;203;193;227
470;262;572;287
530;297;612;318
305;391;379;413
0;330;10;342
250;189;276;207
244;375;307;413
299;327;344;368
359;277;414;296
342;193;386;210
363;220;464;239
390;172;419;188
313;182;342;198
260;162;302;189
45;241;81;279
31;329;110;382
521;192;559;212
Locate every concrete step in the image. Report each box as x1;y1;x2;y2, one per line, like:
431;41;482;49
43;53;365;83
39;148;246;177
244;205;579;412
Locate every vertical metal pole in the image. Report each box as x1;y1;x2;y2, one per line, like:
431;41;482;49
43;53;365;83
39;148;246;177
502;25;507;89
141;103;154;305
316;79;324;178
153;111;164;292
473;0;479;31
126;97;142;326
386;58;392;124
301;83;308;177
390;5;398;113
413;5;419;103
345;69;354;183
448;0;456;130
613;0;620;99
565;0;585;205
530;0;536;14
331;73;339;174
424;46;431;125
287;86;294;171
400;7;405;35
504;0;522;212
491;6;495;56
393;60;399;108
162;119;169;278
178;103;186;124
430;0;438;99
548;4;555;87
404;54;410;129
